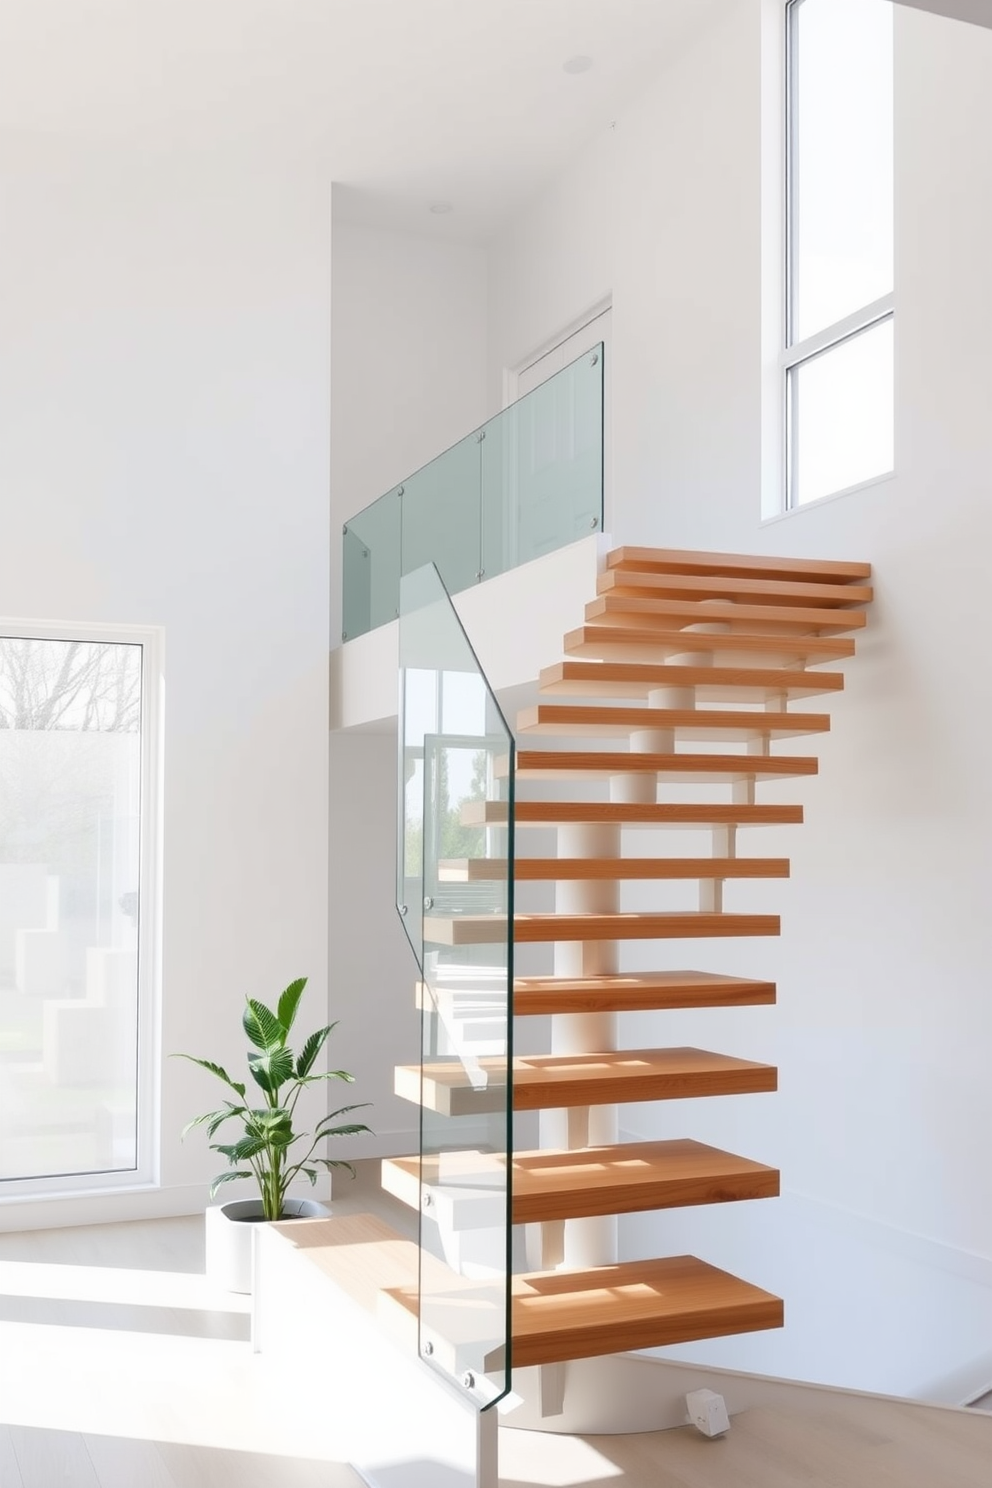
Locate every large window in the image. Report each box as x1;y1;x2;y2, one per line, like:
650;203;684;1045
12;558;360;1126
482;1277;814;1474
0;628;158;1194
785;0;894;507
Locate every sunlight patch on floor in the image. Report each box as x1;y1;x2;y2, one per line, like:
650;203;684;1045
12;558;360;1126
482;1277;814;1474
499;1429;625;1486
0;1258;250;1312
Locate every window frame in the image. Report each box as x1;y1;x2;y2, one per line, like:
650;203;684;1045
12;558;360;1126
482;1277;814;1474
0;618;162;1202
781;0;894;511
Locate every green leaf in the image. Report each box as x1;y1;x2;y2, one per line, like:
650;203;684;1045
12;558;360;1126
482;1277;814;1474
277;978;308;1034
318;1123;373;1139
207;1102;247;1139
173;1055;246;1100
314;1103;371;1135
313;1157;357;1178
298;1069;355;1086
247;1046;295;1094
295;1024;334;1079
180;1109;227;1139
243;999;285;1050
208;1170;253;1198
213;1135;266;1162
301;1167;318;1186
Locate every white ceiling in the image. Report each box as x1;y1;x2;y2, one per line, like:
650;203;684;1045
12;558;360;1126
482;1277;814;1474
0;0;721;240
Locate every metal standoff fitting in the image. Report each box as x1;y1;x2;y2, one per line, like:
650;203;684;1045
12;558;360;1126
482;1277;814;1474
423;1340;434;1357
590;352;599;365
423;895;433;909
462;1371;476;1390
399;904;408;916
590;515;599;528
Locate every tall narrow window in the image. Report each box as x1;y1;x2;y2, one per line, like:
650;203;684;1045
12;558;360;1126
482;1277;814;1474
0;630;156;1191
785;0;893;507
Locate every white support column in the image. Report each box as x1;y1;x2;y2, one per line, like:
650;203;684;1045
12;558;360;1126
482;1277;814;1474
544;821;619;1270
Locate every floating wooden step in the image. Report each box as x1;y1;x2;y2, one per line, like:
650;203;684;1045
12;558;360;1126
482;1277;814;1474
440;857;790;882
462;800;803;829
395;1047;778;1116
384;1254;784;1367
563;625;855;666
599;568;873;609
512;970;776;1015
424;911;780;946
507;749;817;783
586;593;867;637
382;1139;780;1225
516;703;830;741
507;1254;784;1365
607;545;871;584
538;659;843;702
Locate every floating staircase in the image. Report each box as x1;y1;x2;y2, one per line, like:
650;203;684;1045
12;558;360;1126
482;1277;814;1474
385;545;870;1394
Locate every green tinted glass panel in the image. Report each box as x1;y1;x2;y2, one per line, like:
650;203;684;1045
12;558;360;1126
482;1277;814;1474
400;434;482;598
342;345;604;639
397;564;514;1410
482;346;603;574
342;489;402;639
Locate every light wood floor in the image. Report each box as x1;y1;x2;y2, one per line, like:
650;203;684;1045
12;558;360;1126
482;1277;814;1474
0;1170;988;1488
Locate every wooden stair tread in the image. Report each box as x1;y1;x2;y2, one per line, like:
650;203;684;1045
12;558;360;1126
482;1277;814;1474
509;749;817;782
507;1254;784;1365
384;1254;784;1367
564;625;855;664
607;545;870;584
586;593;866;636
424;911;780;945
395;1047;778;1114
516;703;830;740
462;800;803;828
512;970;776;1014
440;856;790;882
539;659;843;701
599;569;873;608
383;1140;780;1225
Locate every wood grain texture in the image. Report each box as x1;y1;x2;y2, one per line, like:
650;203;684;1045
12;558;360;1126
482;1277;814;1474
512;969;777;1014
606;544;871;583
586;592;867;635
599;568;874;608
461;799;803;828
383;1139;780;1225
439;856;790;882
563;624;855;665
396;1047;778;1115
424;911;781;945
384;1254;784;1368
516;702;831;739
539;658;845;700
511;749;818;781
506;1253;784;1366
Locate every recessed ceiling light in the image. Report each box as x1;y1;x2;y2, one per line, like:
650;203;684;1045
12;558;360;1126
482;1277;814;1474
429;201;453;215
563;55;593;75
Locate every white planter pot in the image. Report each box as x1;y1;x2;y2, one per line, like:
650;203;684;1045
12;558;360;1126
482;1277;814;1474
205;1196;330;1293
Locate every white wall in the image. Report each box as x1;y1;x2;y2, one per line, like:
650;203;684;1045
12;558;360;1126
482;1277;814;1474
0;136;331;1223
485;0;992;1397
331;214;489;645
328;214;489;1153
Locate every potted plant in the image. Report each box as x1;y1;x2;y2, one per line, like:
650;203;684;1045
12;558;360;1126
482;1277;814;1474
176;975;372;1291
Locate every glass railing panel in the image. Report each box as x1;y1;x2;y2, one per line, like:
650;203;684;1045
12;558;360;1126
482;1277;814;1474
400;433;482;599
481;343;603;576
342;343;604;641
397;562;514;1410
341;488;402;640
